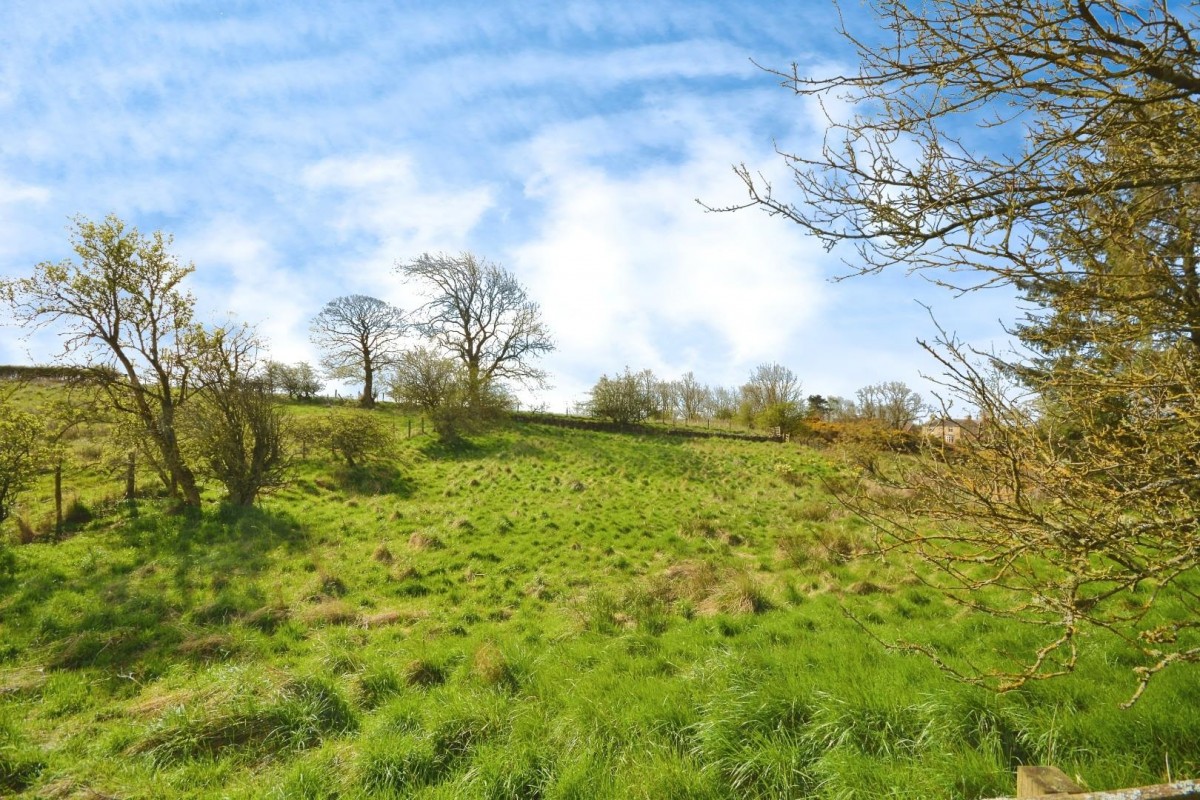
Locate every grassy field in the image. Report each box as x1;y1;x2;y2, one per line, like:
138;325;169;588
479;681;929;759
1;389;1198;798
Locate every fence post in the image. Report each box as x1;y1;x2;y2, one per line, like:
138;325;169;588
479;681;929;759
54;461;63;539
125;452;136;500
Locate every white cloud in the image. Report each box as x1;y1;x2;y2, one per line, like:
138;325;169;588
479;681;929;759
0;178;50;205
176;218;316;364
510;108;832;408
299;153;496;290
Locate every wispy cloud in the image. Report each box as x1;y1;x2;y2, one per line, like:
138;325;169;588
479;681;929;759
0;1;1018;407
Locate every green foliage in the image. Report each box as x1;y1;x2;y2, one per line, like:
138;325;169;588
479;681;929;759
1;399;1198;798
0;401;44;523
183;330;291;506
588;367;656;424
755;401;807;436
389;346;463;413
2;215;205;507
265;361;322;401
315;409;392;468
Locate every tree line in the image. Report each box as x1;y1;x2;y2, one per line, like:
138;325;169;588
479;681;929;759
0;217;553;513
587;362;926;435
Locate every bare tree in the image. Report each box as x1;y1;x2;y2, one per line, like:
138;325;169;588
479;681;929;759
720;0;1200;699
706;386;740;427
388;346;463;413
397;252;553;408
2;215;204;507
675;371;710;422
310;295;407;409
855;381;924;430
740;363;803;417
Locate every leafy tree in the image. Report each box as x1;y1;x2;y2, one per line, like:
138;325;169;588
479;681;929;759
397;252;553;408
388;347;464;414
182;326;289;506
319;410;392;468
0;401;43;524
739;363;803;430
855;381;924;430
387;346;504;443
805;394;830;420
3;215;204;507
266;361;322;401
729;0;1200;699
823;396;857;423
310;295;407;409
589;368;657;425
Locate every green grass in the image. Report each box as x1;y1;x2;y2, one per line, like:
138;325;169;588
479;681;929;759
0;389;1197;798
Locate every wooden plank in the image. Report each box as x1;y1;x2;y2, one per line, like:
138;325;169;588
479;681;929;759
1019;766;1085;796
988;777;1200;800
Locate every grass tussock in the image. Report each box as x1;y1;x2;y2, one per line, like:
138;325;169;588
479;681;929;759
408;530;444;551
176;632;238;661
134;673;357;765
3;395;1199;799
404;658;447;688
300;599;358;626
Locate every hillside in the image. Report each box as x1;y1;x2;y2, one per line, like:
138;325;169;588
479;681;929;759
1;402;1197;799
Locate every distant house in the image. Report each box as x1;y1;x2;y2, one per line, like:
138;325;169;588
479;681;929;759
924;416;979;445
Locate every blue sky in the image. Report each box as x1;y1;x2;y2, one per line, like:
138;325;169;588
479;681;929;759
0;0;1016;411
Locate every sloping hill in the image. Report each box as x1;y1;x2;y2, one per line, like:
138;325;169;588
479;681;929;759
1;407;1197;798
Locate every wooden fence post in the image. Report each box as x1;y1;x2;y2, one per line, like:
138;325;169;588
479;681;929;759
125;452;136;500
54;461;63;539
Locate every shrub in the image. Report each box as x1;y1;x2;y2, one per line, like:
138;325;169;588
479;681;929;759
318;410;393;468
588;368;657;424
182;377;290;506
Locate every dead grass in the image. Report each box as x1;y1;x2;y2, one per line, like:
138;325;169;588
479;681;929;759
0;668;46;698
360;609;426;629
176;632;238;661
846;580;891;596
299;599;358;626
778;528;862;568
244;604;291;632
404;658;446;688
408;530;444;551
470;642;517;689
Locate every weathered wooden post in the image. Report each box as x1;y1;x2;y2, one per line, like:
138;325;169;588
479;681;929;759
125;452;136;500
1017;766;1084;797
54;461;63;539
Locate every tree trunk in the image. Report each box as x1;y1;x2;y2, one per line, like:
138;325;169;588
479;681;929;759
361;360;375;408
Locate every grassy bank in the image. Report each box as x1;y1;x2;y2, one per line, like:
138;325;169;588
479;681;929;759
1;399;1197;798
